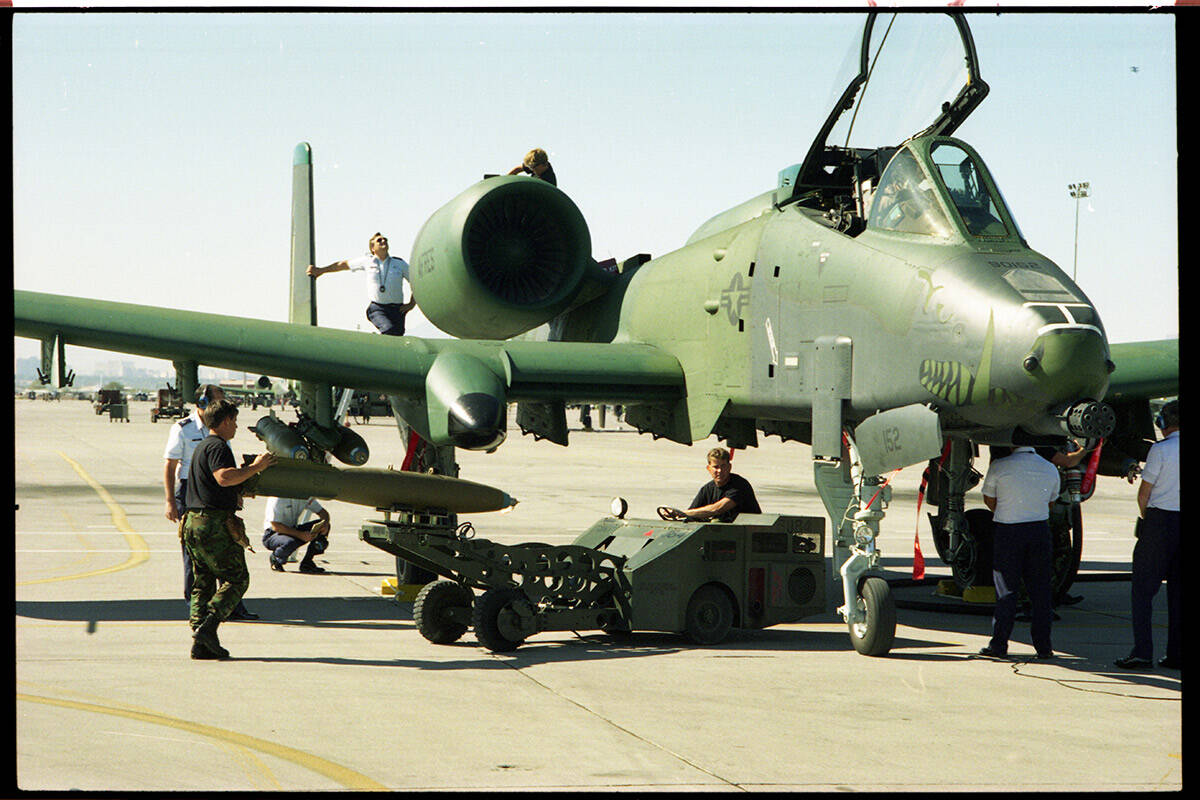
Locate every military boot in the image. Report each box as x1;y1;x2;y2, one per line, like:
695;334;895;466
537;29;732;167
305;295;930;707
190;640;227;660
193;612;229;658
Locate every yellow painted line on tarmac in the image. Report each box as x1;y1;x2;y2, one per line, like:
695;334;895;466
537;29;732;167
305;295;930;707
17;693;387;790
16;453;151;586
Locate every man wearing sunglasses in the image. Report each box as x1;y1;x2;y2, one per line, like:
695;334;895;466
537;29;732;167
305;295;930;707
307;232;415;336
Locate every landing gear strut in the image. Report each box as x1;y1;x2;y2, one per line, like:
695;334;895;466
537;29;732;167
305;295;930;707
813;430;897;656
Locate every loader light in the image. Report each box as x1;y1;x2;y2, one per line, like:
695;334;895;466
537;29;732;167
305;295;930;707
1022;354;1040;372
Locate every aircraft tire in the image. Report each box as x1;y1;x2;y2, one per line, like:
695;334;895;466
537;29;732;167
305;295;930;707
951;509;996;590
684;583;735;645
414;580;474;644
848;576;896;656
472;588;528;653
1051;504;1083;602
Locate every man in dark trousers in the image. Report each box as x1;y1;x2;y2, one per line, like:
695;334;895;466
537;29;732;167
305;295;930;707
978;445;1061;660
181;399;275;659
660;447;761;523
1116;399;1180;670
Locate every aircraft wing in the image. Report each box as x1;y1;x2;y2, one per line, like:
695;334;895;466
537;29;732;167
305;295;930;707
1104;338;1178;402
14;290;686;447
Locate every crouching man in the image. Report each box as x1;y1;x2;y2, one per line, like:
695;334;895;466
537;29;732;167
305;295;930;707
182;399;275;659
263;495;332;574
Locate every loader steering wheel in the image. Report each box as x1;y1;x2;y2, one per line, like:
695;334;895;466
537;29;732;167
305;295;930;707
657;506;690;522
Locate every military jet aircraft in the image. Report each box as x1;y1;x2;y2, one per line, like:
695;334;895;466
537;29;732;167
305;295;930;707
14;13;1177;655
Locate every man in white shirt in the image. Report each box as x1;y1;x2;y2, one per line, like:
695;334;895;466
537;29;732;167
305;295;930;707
262;495;332;574
164;384;257;620
307;232;415;335
1116;400;1180;670
978;445;1062;660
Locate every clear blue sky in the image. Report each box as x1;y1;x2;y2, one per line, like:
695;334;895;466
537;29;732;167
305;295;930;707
13;11;1177;372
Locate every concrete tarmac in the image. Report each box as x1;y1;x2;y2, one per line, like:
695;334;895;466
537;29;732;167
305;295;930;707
15;398;1181;791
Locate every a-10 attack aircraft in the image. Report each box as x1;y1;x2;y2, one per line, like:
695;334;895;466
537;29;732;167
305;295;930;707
14;13;1177;655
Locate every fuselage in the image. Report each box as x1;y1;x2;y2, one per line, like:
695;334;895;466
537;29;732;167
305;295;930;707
612;135;1111;445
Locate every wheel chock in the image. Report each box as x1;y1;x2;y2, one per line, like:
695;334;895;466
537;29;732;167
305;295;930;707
962;585;996;604
381;578;424;602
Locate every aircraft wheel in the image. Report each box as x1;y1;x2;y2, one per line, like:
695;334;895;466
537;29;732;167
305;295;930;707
472;588;528;653
413;580;473;644
848;576;896;656
952;508;996;590
1051;504;1082;600
684;583;734;645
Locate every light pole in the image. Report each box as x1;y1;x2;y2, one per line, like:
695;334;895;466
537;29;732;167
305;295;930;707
1068;181;1090;282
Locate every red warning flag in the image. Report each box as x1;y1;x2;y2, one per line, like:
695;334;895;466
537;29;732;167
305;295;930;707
1080;438;1104;496
913;469;928;580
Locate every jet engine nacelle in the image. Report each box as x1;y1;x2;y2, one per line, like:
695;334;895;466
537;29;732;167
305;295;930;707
410;176;594;340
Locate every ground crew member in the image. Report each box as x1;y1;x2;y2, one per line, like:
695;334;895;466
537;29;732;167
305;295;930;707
659;447;761;523
1116;400;1180;670
978;445;1060;660
182;399;275;659
507;147;557;186
163;384;257;621
263;495;331;574
307;232;415;336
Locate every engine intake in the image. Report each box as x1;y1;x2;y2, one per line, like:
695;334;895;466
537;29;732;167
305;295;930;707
411;176;593;340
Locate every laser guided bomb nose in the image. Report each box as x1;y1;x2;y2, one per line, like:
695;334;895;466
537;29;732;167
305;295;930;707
251;415;309;460
331;425;370;466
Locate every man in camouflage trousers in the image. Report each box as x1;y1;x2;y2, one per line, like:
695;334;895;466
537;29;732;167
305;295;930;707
182;399;275;659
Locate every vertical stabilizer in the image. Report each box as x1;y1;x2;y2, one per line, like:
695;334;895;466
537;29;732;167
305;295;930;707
290;142;316;326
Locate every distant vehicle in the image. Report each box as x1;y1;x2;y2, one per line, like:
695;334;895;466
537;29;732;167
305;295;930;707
150;385;187;423
93;389;123;415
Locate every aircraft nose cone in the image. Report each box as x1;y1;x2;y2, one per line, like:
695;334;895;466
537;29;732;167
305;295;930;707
1029;329;1110;404
447;392;507;450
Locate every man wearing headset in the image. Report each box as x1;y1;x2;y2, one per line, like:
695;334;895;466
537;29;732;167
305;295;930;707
1116;399;1180;670
163;384;258;621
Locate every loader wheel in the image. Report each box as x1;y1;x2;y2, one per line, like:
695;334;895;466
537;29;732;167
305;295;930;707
472;588;528;653
848;576;896;656
684;584;734;645
413;580;474;644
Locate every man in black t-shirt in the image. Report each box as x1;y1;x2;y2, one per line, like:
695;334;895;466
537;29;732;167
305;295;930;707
659;447;761;523
181;399;275;659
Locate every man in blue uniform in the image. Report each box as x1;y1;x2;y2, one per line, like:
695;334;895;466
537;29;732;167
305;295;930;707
978;445;1061;660
1116;400;1180;670
263;495;332;574
306;232;415;336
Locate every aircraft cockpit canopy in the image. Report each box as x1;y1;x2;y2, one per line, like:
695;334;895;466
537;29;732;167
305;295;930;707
866;147;952;237
865;138;1024;243
779;12;995;234
929;141;1016;239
